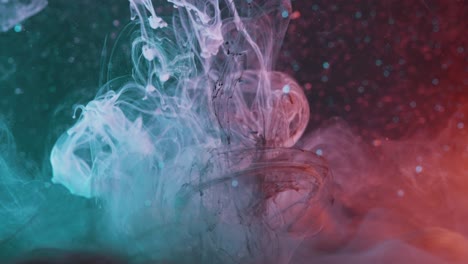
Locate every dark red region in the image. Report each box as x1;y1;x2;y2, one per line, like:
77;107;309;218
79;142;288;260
278;0;467;140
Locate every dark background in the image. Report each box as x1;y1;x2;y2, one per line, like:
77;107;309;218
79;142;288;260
278;0;467;140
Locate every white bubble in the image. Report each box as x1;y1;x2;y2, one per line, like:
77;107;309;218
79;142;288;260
397;189;405;197
146;84;156;93
415;165;423;174
231;179;239;187
159;73;170;83
14;87;23;95
142;45;157;61
148;15;167;29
